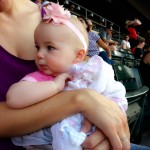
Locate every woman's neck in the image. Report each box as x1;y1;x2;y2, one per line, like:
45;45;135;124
0;0;41;60
0;0;34;18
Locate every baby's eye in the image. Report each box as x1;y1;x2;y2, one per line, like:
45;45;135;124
47;46;55;51
35;45;40;51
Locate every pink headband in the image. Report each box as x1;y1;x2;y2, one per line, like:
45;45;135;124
43;2;87;50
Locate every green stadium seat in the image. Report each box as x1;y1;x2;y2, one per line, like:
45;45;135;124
112;64;149;143
111;50;125;64
119;49;135;67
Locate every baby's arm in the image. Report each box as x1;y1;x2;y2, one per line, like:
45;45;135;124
6;73;70;109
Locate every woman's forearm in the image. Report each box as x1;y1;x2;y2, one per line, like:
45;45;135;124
0;89;85;137
0;88;130;149
98;39;111;57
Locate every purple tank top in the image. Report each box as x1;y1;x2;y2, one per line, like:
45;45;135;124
0;46;37;150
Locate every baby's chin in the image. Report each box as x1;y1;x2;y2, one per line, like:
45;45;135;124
39;70;53;76
50;72;63;77
43;71;62;77
40;69;67;77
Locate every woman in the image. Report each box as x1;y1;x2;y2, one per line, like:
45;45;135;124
79;16;114;65
0;0;142;150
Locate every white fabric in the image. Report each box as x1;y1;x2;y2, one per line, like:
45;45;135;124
65;55;127;111
121;40;131;49
99;47;105;52
51;55;128;150
51;114;86;150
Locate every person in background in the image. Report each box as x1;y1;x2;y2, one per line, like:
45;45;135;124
78;17;113;65
86;19;111;58
99;26;118;65
69;4;75;12
99;26;118;51
139;31;150;134
7;3;128;150
140;30;150;95
125;20;139;50
145;30;150;48
133;37;145;59
120;35;131;51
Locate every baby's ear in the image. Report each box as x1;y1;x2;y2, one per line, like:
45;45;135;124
73;49;86;64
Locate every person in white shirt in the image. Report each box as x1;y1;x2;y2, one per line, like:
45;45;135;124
121;35;131;51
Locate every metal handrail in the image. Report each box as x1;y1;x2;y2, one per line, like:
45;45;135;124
63;0;120;40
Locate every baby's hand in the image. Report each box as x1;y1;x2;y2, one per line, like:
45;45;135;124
54;73;71;91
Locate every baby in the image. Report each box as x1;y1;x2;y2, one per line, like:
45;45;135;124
6;2;128;150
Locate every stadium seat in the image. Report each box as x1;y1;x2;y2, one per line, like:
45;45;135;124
119;49;135;67
112;64;149;143
111;50;125;64
134;58;141;67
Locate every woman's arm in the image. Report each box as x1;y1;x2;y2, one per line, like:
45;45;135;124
6;73;70;108
0;89;130;150
109;39;118;46
1;89;82;137
81;118;130;150
81;118;111;149
97;39;111;58
80;90;130;150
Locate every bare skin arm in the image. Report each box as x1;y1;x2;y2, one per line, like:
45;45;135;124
1;89;82;137
102;36;118;46
97;38;111;58
0;89;130;150
101;36;109;45
6;73;70;108
109;39;118;45
81;90;130;150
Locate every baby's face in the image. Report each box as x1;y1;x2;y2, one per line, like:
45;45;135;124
34;22;78;76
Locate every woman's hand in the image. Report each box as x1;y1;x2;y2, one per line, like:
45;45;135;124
81;118;110;150
79;90;130;150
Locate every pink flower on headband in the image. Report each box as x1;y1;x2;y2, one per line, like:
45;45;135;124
42;2;87;50
43;2;71;24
